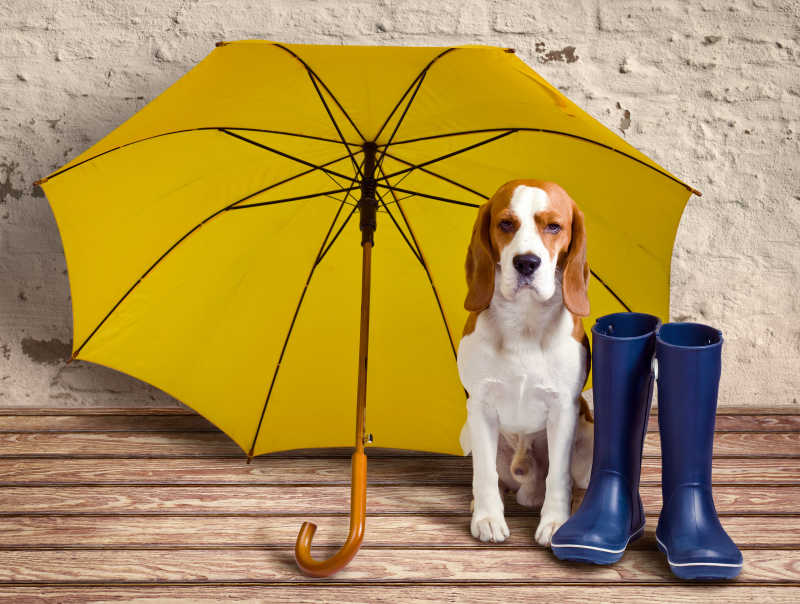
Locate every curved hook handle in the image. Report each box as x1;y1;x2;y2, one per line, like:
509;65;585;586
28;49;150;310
294;450;367;577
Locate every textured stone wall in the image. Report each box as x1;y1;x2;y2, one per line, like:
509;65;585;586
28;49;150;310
1;0;798;409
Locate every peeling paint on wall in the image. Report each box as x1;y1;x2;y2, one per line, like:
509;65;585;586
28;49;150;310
616;102;631;134
21;338;72;365
0;161;23;204
535;41;579;63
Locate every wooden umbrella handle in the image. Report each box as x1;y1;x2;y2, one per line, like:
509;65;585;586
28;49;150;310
294;450;367;577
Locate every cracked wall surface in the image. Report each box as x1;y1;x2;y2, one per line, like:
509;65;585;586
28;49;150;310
0;0;798;409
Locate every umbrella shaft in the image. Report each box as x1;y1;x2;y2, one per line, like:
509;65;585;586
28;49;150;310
355;240;371;451
354;141;377;449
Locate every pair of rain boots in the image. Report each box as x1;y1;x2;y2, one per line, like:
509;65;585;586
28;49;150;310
550;312;743;580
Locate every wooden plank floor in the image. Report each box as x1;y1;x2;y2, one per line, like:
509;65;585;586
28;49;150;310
0;407;798;603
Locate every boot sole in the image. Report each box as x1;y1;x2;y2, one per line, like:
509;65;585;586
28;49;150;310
551;524;645;565
655;535;743;580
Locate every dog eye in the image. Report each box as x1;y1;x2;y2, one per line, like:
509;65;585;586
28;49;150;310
544;223;562;234
498;219;515;232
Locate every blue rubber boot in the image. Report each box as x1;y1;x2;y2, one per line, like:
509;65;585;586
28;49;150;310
551;312;660;564
655;322;743;580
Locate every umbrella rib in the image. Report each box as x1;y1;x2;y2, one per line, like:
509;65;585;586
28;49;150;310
34;127;360;185
372;48;455;144
375;190;422;265
218;129;355;185
377;166;458;360
273;43;367;144
378;127;702;197
246;176;363;457
374;70;427;173
314;157;365;264
379;149;490;201
323;193;357;207
271;43;365;178
379;191;415;206
374;48;456;172
589;269;632;312
376;129;519;184
314;152;366;261
68;156;359;360
219;130;353;194
375;184;480;208
227;186;359;211
315;202;359;266
304;70;365;180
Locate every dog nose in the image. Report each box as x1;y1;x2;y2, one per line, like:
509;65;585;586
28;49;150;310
513;254;541;276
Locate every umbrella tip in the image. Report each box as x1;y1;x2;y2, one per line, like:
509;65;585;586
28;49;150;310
505;48;516;54
34;176;48;186
216;41;229;48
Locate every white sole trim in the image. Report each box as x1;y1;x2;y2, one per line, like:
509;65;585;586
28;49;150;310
551;542;626;554
655;535;743;568
552;524;645;554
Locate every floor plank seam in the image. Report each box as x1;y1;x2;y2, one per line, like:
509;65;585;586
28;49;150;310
3;481;798;487
0;544;796;551
5;429;798;434
0;580;797;587
4;454;798;460
1;512;797;518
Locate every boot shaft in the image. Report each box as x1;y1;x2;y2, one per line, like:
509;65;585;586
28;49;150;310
590;313;660;482
656;323;723;499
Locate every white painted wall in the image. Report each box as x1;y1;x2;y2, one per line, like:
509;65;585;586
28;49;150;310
1;0;798;409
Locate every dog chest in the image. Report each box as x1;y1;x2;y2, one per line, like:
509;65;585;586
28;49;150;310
493;349;572;433
460;336;583;434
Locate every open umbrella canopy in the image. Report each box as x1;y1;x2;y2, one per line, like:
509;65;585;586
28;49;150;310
39;40;697;459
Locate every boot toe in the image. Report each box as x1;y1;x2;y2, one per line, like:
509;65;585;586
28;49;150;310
551;473;644;565
656;533;743;580
551;521;644;565
656;486;743;580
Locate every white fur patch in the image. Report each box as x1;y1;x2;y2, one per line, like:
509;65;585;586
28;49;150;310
497;186;558;303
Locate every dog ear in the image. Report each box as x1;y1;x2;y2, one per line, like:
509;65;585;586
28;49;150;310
562;199;590;316
464;201;496;312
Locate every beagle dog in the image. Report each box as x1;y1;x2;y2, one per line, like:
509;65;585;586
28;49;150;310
457;179;594;546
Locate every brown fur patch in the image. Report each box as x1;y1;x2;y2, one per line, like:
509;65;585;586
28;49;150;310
571;313;585;343
571;315;592;391
463;311;480;336
463;184;514;314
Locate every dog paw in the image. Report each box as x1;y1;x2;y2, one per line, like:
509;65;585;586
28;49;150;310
534;510;568;546
471;510;510;543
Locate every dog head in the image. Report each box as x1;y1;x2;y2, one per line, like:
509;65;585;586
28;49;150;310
464;179;589;316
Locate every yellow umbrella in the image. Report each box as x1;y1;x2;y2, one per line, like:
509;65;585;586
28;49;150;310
36;40;699;576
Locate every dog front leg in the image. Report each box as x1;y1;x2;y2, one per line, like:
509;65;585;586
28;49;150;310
467;397;509;543
535;401;578;546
